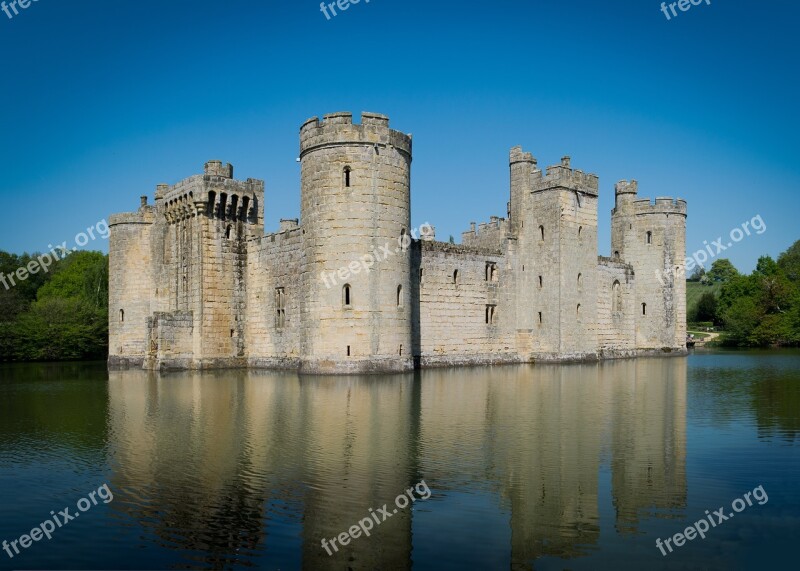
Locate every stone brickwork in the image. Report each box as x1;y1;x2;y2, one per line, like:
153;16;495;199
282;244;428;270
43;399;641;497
108;112;687;373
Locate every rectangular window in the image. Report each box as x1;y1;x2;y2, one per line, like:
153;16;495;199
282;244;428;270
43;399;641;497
275;287;286;328
485;262;498;282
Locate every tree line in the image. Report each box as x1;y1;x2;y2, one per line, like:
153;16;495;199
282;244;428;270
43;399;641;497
689;240;800;347
0;250;108;361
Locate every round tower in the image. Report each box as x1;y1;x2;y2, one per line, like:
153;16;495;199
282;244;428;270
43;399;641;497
610;179;638;260
298;112;413;373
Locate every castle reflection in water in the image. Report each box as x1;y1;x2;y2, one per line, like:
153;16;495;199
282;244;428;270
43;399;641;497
107;358;687;569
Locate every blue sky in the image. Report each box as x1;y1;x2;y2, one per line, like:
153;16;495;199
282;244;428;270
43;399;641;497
0;0;797;272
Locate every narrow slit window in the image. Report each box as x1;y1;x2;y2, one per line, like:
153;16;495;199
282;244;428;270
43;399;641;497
453;269;459;285
642;302;647;316
646;231;652;245
538;311;543;324
343;166;352;188
538;275;543;288
539;225;545;241
119;309;124;323
347;345;351;357
397;284;403;307
343;284;352;307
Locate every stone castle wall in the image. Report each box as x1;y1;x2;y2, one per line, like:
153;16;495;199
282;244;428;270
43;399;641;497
108;112;687;373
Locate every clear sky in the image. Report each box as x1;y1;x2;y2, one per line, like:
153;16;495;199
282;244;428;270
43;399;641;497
0;0;797;272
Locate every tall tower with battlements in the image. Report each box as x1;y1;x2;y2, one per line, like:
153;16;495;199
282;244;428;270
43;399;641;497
612;181;687;350
298;112;413;373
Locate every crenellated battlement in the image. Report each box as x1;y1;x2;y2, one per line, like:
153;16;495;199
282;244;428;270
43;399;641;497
204;160;233;179
509;145;537;166
633;197;687;216
299;111;412;158
531;156;599;195
615;179;638;195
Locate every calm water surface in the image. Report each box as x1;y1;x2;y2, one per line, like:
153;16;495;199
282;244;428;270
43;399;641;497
0;351;798;570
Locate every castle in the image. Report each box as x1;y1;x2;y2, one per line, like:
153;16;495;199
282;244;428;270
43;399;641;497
108;111;687;374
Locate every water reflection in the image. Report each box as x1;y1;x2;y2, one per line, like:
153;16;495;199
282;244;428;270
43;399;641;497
106;359;687;569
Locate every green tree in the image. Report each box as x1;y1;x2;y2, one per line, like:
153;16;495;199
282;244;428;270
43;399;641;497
777;239;800;282
707;258;739;283
695;291;719;323
1;250;109;361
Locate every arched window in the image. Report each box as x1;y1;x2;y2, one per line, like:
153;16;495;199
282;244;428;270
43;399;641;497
612;280;621;313
577;303;581;315
614;250;620;259
577;273;582;287
646;231;652;245
453;269;459;284
578;226;583;238
397;284;403;307
343;166;352;188
539;225;545;240
343;284;352;307
119;309;124;323
642;302;647;316
225;225;232;239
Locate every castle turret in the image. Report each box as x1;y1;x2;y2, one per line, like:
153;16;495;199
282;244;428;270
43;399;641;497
298;112;413;373
611;181;687;351
524;156;600;357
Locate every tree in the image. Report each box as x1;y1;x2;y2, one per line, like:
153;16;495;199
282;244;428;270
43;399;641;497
707;259;739;283
695;292;719;323
0;250;109;361
689;266;706;282
777;239;800;282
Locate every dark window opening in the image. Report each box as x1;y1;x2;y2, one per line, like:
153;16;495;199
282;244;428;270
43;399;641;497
642;303;647;316
225;225;232;239
119;309;124;323
453;269;459;284
207;191;216;217
539;225;545;240
538;311;543;324
486;305;497;325
347;345;351;357
397;284;403;307
646;231;652;245
344;166;352;188
343;284;352;307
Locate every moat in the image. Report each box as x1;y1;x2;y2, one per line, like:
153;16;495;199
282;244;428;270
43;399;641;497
1;350;798;570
